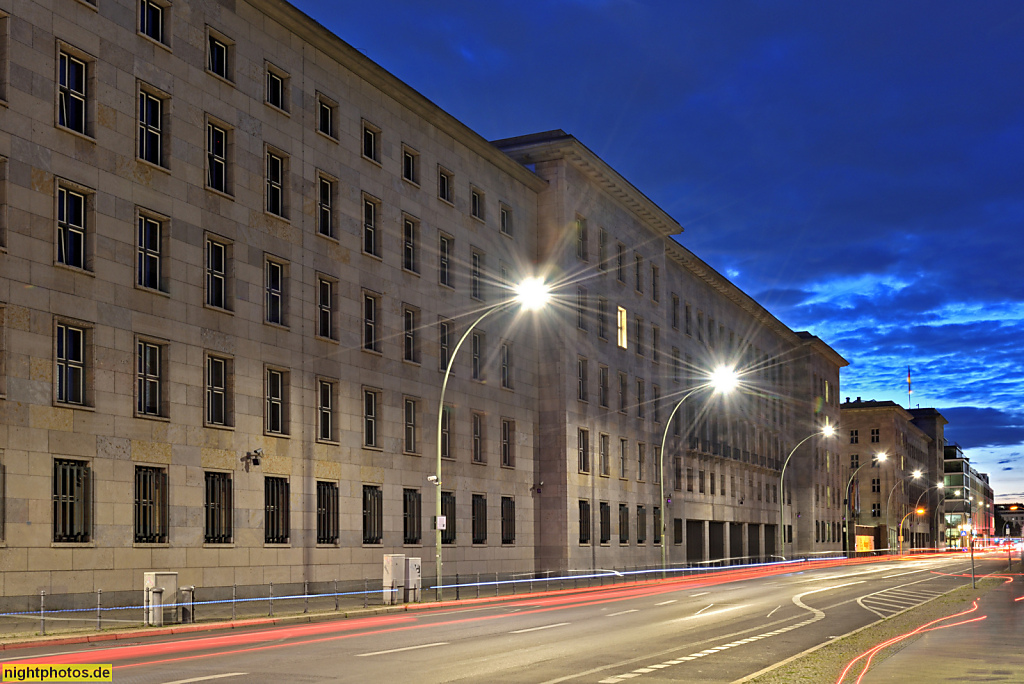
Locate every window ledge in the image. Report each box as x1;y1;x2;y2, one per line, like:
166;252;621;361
54;263;96;278
263;431;290;439
205;69;235;87
204;422;235;432
315;439;340;446
315;334;340;345
500;464;516;470
264;102;290;117
54;401;95;412
401;267;421;277
205;186;235;201
133;542;170;548
264;210;290;224
402;178;420;189
317;231;340;244
315;543;340;549
362;250;384;262
362;155;382;168
134;412;170;422
264;321;290;332
263;543;291;548
137;157;171;175
471;215;486;224
203;542;234;548
73;0;98;11
362;444;383;452
202;303;234;316
138;32;172;53
135;284;171;298
56;124;95;143
52;542;95;548
316;130;339;144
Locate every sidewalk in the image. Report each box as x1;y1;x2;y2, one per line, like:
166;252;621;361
860;572;1024;682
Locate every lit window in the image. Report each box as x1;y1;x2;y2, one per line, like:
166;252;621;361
616;306;628;349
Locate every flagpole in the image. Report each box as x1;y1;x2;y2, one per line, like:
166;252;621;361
907;366;912;408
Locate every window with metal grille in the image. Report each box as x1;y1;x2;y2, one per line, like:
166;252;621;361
204;471;232;543
576;287;587;330
599;502;610;544
137;340;161;416
441;405;452;459
362;484;382;544
363;294;379;352
53;459;91;543
58;51;86;134
137;215;161;290
404;398;417;453
501;419;515;467
264;477;289;544
600;434;610;476
206;355;228;426
472;494;487;544
206;237;227;308
363;198;379;256
403;217;418;273
404;307;418;362
138;91;162;165
318;380;334;442
637;506;647;544
674;457;682;491
472;413;484;463
499;497;516;544
363;389;379;447
653;385;661;423
579;500;591;544
653;506;661;544
57;186;86;269
265;259;284;324
56;323;85;405
207;123;227;192
620;438;628;478
318;177;333;237
265;368;284;434
439;234;452;287
619;504;629;544
316;481;339;545
652;326;660;362
135;466;167;543
578;428;590;473
441;491;456;545
403;488;421;544
140;0;164;43
500;343;511;389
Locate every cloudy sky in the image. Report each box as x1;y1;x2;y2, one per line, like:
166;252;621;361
291;1;1024;502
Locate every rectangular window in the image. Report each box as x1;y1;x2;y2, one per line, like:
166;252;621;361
618;372;628;414
362;121;380;162
634;254;643;292
575;286;588;330
870;428;880;443
205;355;229;426
472;412;485;463
598;229;608;270
619;504;630;544
850;429;859;444
687;468;694;492
850;453;859;468
637;506;647;544
264;477;290;544
440;405;452;459
403;216;419;273
317;481;339;544
438;319;452;370
471;250;484;301
616;243;625;282
499;204;512;236
57;185;86;270
871;503;880;518
637;442;646;481
204;471;232;543
500;342;512;389
317;277;334;339
871;478;880;493
472;494;487;544
140;0;165;43
600;434;610;476
439;234;452;287
471;188;484;220
317;93;337;139
599;502;611;544
138;90;163;166
576;217;588;261
206;122;228;193
205;237;228;309
58;51;87;134
597;298;608;340
137;214;163;290
438;166;453;203
317;380;335;442
598;365;609;408
636;378;645;419
404;398;418;453
501;419;515;467
635;317;644;356
441;491;456;544
620;438;628;478
207;31;230;80
362;485;383;544
56;323;85;405
578;428;590;473
265;259;285;325
672;347;681;383
653;385;661;423
317;176;335;238
363;389;380;447
501;497;515;545
653;446;662;485
134;466;167;544
674;458;683;492
471;332;484;380
404;306;419;363
136;340;162;416
651;266;659;301
671;295;680;329
617;306;628;349
403;488;422;544
579;500;592;545
265;65;287;111
363;293;380;352
685;303;692;336
653;506;661;544
363;197;380;256
577;357;588;402
265;368;286;434
652;326;660;363
402;146;419;184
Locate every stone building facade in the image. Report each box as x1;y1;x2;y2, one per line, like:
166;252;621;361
0;0;846;602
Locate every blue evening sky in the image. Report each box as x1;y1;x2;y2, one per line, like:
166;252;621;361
290;1;1024;502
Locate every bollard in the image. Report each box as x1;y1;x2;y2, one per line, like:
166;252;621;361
150;588;164;627
495;572;499;597
144;586;150;626
232;584;236;621
363;579;368;609
40;590;46;636
304;580;309;614
335;580;339;611
269;581;274;617
96;589;102;631
456;573;460;601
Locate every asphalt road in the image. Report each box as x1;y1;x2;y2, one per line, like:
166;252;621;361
3;553;1007;684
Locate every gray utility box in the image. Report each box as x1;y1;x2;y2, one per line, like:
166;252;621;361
404;557;422;603
143;571;178;626
383;554;405;605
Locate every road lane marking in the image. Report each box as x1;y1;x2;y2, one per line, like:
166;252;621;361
882;569;929;578
694;604;714;615
509;622;570;634
161;675;248;684
608;609;639;617
690;591;709;597
355;642;448;657
766;605;781;618
655;599;676;606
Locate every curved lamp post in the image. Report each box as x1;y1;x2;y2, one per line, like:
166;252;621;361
778;424;835;560
912;482;943;551
433;278;551;601
844;452;887;556
899;508;925;555
885;469;922;554
658;365;739;576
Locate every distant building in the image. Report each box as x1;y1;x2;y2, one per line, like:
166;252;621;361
994;503;1024;538
944;445;995;546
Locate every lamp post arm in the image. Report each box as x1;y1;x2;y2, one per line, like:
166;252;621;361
658;385;703;576
885;479;905;554
778;431;819;560
434;302;509;601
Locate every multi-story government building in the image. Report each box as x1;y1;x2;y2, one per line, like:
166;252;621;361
0;0;846;604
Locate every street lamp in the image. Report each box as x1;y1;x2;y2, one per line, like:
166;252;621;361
913;482;943;551
885;469;922;554
844;452;887;556
433;278;551;601
658;365;738;575
779;423;835;560
899;508;926;555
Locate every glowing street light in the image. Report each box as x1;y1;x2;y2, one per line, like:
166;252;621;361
885;470;922;554
658;366;738;575
433;278;551;601
779;423;835;559
899;508;926;555
845;452;887;555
